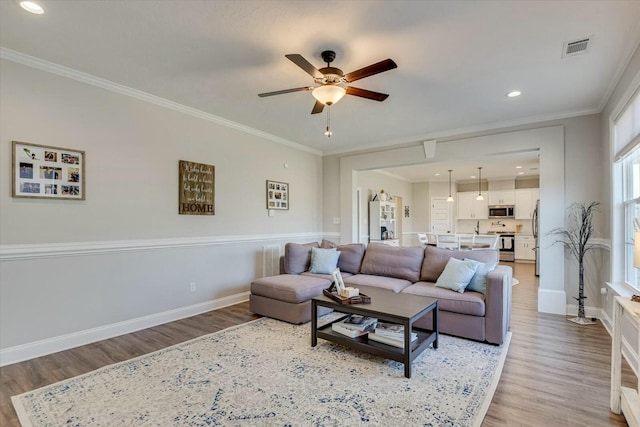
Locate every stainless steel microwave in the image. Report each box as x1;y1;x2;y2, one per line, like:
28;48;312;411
488;205;515;218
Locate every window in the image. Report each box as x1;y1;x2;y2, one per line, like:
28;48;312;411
616;86;640;290
622;149;640;288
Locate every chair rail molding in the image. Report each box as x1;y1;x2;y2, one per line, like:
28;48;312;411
0;232;328;261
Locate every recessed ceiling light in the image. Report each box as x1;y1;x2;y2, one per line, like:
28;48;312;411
518;172;524;175
434;173;441;176
470;175;476;179
507;90;521;98
515;165;522;169
20;1;44;14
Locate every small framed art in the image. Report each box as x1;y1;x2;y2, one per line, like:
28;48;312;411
266;180;289;210
12;141;85;200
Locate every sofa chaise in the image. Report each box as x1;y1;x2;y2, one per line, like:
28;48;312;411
250;241;512;345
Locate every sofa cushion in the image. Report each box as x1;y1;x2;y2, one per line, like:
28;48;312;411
360;243;424;282
421;246;499;282
250;274;331;304
343;274;412;293
337;243;366;274
402;281;486;316
284;242;319;274
435;258;479;293
309;247;341;274
464;258;498;294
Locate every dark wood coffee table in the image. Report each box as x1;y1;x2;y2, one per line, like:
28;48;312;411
311;286;438;378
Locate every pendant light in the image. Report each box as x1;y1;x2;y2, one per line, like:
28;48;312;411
476;167;484;201
447;170;454;202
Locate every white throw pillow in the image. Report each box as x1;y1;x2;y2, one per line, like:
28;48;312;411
309;247;341;274
435;258;480;293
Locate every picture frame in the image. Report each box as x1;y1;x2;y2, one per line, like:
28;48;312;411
179;160;215;215
12;141;85;200
332;268;345;293
266;180;289;210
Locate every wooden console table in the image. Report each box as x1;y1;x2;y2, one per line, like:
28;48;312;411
610;296;640;427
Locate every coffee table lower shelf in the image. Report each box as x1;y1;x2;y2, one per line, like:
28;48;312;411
311;289;439;378
316;325;437;367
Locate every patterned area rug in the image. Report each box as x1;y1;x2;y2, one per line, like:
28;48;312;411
13;317;511;427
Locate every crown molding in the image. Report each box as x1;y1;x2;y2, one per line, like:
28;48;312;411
0;47;322;156
322;107;600;157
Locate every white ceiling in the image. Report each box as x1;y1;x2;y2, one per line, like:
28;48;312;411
1;0;639;162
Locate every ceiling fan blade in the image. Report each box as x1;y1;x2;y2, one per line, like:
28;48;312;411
345;86;389;101
285;54;323;79
344;59;397;83
311;101;325;114
258;86;313;97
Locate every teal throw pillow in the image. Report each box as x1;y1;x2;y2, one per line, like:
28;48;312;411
464;258;497;294
309;247;341;274
435;257;480;293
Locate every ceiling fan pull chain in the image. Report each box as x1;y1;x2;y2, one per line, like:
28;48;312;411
324;107;332;138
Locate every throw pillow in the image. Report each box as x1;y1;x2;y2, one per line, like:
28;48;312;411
320;239;338;249
464;258;497;294
309;247;341;274
435;257;480;293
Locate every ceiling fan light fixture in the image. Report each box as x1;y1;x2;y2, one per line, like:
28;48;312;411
312;85;346;106
20;1;44;14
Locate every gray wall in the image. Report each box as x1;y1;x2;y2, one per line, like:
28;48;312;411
0;59;324;363
600;42;640;359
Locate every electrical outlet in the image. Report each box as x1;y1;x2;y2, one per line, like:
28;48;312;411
190;282;196;292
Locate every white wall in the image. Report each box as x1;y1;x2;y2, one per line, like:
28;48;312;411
0;59;324;364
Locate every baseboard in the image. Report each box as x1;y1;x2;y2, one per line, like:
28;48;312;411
0;292;249;367
565;304;603;320
538;289;567;315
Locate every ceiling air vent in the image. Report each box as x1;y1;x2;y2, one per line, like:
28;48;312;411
562;37;592;58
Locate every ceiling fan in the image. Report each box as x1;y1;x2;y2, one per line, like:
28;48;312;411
258;50;397;114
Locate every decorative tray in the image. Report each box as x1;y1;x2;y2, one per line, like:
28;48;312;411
323;289;371;305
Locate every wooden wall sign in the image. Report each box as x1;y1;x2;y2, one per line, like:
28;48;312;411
179;160;215;215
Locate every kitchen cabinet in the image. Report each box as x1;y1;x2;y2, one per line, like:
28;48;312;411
369;201;396;241
488;190;515;206
515;188;539;219
515;235;536;260
456;192;488;220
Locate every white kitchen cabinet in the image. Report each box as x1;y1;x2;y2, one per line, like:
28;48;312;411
457;192;488;220
515;188;539;219
488;190;515;206
369;201;396;241
515;235;536;260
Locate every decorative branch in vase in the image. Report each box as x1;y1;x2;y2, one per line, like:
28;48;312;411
549;201;606;325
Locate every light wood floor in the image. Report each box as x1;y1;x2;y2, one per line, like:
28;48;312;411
0;262;636;426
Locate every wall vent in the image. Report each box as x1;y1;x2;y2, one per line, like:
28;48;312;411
562;37;592;58
262;244;281;277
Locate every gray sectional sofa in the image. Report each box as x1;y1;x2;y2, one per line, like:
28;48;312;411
250;241;512;345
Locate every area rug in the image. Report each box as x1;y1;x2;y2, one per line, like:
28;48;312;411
13;317;511;427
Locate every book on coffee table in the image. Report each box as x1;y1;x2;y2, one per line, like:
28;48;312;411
368;331;418;348
343;315;377;330
331;321;374;338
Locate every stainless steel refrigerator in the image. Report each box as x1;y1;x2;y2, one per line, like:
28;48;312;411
532;199;540;276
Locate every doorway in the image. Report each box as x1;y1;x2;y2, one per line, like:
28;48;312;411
431;197;452;234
